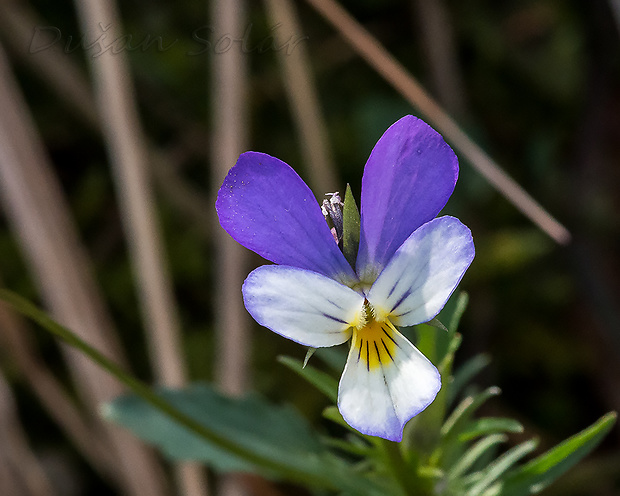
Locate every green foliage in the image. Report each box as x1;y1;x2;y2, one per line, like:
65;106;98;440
104;384;324;474
1;289;615;496
483;412;617;496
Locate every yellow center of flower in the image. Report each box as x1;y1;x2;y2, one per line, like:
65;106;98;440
351;300;398;371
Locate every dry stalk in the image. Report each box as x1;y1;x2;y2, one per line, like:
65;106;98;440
0;41;169;496
305;0;571;245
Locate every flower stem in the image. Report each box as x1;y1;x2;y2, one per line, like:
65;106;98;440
376;438;431;495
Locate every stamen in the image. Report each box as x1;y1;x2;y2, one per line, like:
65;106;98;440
354;299;375;330
321;192;344;244
351;300;397;370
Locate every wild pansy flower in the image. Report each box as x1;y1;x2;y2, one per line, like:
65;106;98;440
216;115;474;441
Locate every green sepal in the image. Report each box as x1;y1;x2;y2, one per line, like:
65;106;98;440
426;317;449;332
303;347;317;368
342;183;360;269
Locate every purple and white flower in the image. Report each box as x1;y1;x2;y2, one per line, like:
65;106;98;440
216;115;474;441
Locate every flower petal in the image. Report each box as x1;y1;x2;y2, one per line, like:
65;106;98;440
338;324;441;441
216;152;357;285
243;265;364;348
356;116;459;282
367;216;474;326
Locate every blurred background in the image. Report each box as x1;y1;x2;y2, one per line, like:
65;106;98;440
0;0;619;494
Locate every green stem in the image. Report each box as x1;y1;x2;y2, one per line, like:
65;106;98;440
376;438;428;495
0;289;338;489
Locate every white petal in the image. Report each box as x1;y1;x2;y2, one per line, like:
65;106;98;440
366;216;474;326
338;324;440;441
243;265;364;347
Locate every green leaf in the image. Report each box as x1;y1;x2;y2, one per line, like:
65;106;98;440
322;437;373;457
439;387;502;469
104;384;324;474
342;183;360;269
404;331;462;456
442;387;502;439
459;417;524;442
415;323;441;363
482;412;617;496
468;439;539;495
446;292;469;335
106;385;389;495
448;434;508;481
277;356;338;402
448;354;492;406
423;291;468;365
438;333;463;374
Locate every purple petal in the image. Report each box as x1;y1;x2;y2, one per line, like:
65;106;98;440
356;116;459;283
216;152;357;285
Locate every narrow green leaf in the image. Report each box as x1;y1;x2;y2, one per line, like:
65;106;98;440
468;439;539;496
447;292;469;334
438;333;463;374
322;437;372;457
342;183;360;269
483;412;617;496
448;434;507;480
434;291;468;362
405;331;462;456
448;354;492;406
415;323;440;363
440;387;502;469
277;356;338;402
442;387;501;439
459;417;524;442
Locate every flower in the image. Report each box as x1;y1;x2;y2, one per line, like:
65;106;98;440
216;115;474;442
